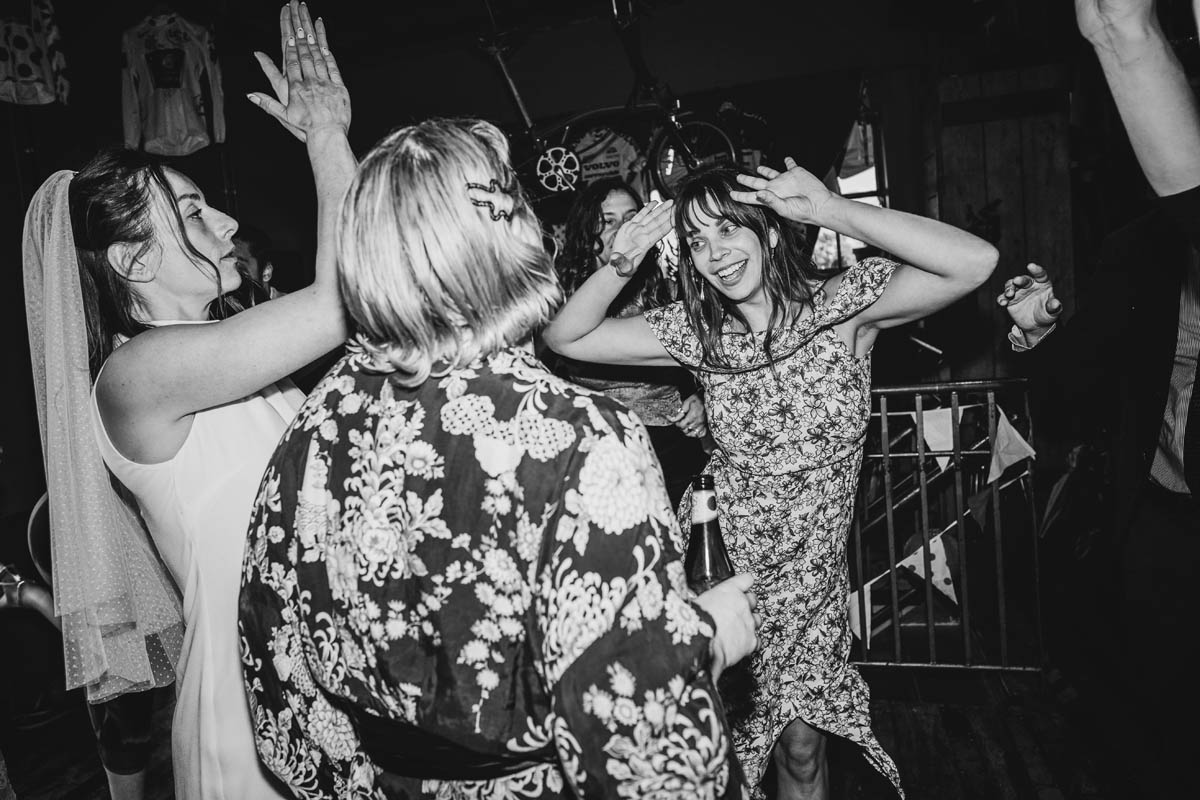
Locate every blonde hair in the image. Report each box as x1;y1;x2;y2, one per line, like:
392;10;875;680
338;119;562;385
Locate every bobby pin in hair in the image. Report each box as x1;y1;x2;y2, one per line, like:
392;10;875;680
466;179;515;222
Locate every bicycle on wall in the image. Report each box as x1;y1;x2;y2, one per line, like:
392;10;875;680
478;0;739;201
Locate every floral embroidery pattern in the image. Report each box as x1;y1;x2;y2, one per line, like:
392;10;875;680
240;344;747;799
644;257;905;798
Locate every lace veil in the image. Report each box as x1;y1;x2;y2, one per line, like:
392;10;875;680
22;170;182;702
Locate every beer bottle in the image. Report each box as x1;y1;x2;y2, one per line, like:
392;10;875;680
685;474;735;593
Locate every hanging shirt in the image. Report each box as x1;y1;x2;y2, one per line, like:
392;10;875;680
121;11;225;156
0;0;69;106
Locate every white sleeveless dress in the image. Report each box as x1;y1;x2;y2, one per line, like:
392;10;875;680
90;321;304;800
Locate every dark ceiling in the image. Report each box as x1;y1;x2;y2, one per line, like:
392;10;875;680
86;0;989;57
98;0;657;48
72;0;1097;72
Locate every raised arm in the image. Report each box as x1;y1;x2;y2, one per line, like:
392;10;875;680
1076;0;1200;196
100;3;355;444
247;2;354;294
541;201;679;367
733;158;998;332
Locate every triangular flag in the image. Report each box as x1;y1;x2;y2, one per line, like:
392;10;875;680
896;533;958;604
967;487;990;530
988;405;1036;484
848;582;873;646
914;408;956;471
1039;470;1073;538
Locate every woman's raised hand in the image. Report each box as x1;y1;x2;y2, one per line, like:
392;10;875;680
249;2;350;142
610;199;675;266
731;157;834;225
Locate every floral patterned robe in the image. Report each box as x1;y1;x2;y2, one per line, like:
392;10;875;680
239;343;747;799
644;257;904;797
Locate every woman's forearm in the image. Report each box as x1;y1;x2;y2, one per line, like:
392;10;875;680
543;266;630;352
9;582;59;629
816;196;997;280
307;127;357;290
1089;19;1200;196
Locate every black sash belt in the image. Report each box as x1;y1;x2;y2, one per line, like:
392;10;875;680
352;709;555;781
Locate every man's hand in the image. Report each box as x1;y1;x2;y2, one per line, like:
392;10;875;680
998;262;1062;343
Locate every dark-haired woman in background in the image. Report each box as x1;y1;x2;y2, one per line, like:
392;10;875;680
21;5;352;798
544;160;998;799
550;177;709;507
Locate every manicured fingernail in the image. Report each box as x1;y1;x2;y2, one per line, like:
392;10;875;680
321;46;330;55
307;34;316;44
247;94;260;104
287;36;295;46
296;27;304;37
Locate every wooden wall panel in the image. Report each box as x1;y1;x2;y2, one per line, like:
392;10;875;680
929;65;1073;380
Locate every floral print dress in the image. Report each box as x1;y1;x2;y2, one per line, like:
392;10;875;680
644;257;904;797
239;343;748;799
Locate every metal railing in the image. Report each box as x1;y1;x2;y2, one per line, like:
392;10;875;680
848;379;1043;672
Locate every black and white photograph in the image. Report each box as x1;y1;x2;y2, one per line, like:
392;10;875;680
1;1;1196;798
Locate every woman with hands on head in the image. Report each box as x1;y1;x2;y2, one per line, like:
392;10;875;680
549;178;710;508
544;158;997;799
21;3;354;798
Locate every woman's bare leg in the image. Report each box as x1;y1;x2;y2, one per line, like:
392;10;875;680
104;769;145;800
772;717;828;800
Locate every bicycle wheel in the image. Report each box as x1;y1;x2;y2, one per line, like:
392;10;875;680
648;117;738;198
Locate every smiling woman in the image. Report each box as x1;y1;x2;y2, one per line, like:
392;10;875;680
542;160;997;800
673;169;825;370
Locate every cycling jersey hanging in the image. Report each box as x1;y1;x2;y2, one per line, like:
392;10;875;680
121;10;225;156
0;0;69;106
569;125;646;191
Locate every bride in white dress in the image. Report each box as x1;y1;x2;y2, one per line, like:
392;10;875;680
21;3;354;797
